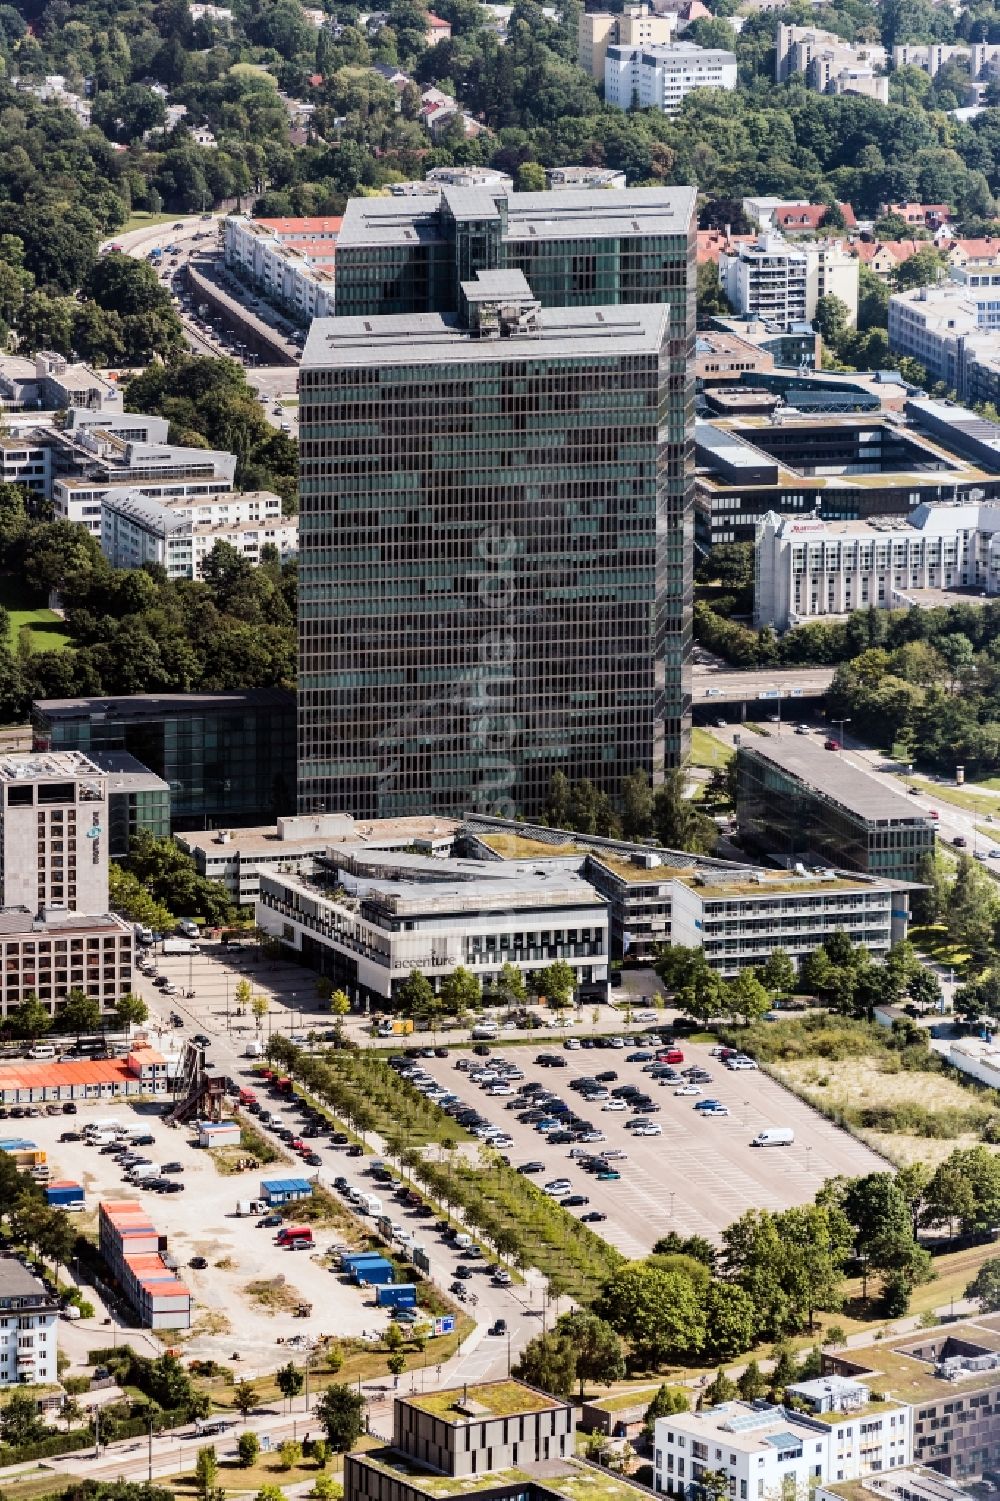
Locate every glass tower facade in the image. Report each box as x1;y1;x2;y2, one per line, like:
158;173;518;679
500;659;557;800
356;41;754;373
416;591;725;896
299;264;692;821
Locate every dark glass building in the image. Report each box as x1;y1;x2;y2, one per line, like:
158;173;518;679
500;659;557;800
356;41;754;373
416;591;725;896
735;736;936;881
299;269;689;820
31;691;296;831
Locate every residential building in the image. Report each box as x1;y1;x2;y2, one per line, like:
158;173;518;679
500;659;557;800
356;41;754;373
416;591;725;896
0;910;133;1022
13;73;90;125
426;11;451;42
546;166;628;190
944;237;1000;287
0;1256;59;1388
892;42;971;74
735;732;936;881
101;488;297;580
0;434;51;496
770;203;859;233
88;751;171;857
604;41;737;113
719;233;859;328
754;503;1000;631
882;203;953;229
695;405;1000;548
822;1316;1000;1482
299;262;691;821
776;23;888;98
98;1201;191;1330
256;844;610;1006
848;240;926;281
223;215;340;323
578;4;676;78
654;1389;911;1499
32;690;296;831
331;182;697;318
177;814;458;904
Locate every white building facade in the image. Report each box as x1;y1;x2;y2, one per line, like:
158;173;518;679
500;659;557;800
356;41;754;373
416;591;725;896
604;41;737;112
0;1258;59;1388
887;283;1000;395
719;233;859;327
101;489;297;580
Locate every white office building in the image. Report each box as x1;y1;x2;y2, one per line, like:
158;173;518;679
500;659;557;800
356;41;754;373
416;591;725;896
101;489;297;580
0;1257;59;1388
257;847;609;1007
755;504;1000;629
655;1391;911;1500
888;282;1000;395
719;233;858;328
604;41;737;113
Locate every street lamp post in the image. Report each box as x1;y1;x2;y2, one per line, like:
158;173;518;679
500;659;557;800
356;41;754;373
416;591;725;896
833;717;851;749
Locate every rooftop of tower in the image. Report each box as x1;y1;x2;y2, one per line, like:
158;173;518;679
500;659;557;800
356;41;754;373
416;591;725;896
334;184;697;249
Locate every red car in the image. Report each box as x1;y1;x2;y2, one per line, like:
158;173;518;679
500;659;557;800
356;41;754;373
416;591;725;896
824;738;840;750
658;1048;684;1064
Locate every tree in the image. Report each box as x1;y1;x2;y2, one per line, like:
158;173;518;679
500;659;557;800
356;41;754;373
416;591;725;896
907;967;942;1013
536;959;576;1010
329;989;350;1018
813;293;851;348
195;1446;218;1501
10;995;52;1042
896;247;945;290
60;989;102;1038
546;770;572;828
252;995;269;1030
495;962;527;1005
1;1389;45;1447
652;770;717;854
387;1350;406;1385
596;1264;706;1367
556;1311;625;1397
439;966;482;1015
727;969;770;1026
704;1367;738;1405
399;969;434;1013
513;1329;577;1398
315;1384;365;1452
238;1430;260;1466
643;1384;689;1431
620;767;654;839
276;1362;304;1410
702;1281;757;1362
737;1359;766;1400
967;1257;1000;1311
279;1440;303;1470
234;1381;258;1420
761;949;795;996
115;993;149;1029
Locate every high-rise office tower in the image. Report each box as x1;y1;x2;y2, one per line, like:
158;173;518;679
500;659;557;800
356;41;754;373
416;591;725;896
298;251;692;820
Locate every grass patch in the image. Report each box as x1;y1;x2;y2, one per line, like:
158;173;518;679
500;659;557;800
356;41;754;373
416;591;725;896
904;775;1000;815
190;1309;232;1337
908;923;970;975
117;210;179;236
244;1275;301;1314
280;1183;361;1237
410;1381;558;1418
208;1120;287;1175
689;727;734;769
0;574;71;655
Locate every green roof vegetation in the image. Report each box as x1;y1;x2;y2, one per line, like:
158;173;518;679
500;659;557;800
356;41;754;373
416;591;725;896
480;834;583;859
546;1469;656;1501
406;1382;559;1420
834;1322;1000;1403
354;1453;535;1498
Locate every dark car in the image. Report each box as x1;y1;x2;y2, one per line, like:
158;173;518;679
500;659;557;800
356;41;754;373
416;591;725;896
190;1256;208;1269
518;1161;545;1173
305;1152;323;1165
560;1194;590;1207
161;1162;184;1174
346;1144;364;1157
489;1319;508;1336
62;1102;78;1114
472;1043;491;1056
435;1046;448;1057
454;1265;472;1279
329;1131;349;1145
164;1182;185;1192
332;1178;349;1192
596;1070;618;1082
581;1210;607;1223
59;1131;81;1142
192;1033;211;1047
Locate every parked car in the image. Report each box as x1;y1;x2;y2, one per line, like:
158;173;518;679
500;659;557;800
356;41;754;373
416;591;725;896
581;1210;607;1223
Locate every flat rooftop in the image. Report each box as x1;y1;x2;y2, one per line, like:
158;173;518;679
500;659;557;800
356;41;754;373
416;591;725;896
662;1402;820;1454
180;815;459;858
820;1468;977;1501
33;689;294;720
826;1316;1000;1403
738;732;933;826
302;302;668;370
405;1382;561;1420
0;750;103;782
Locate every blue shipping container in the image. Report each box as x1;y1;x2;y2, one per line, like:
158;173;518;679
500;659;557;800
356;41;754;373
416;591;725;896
340;1252;387;1271
46;1186;84;1205
354;1261;394;1287
376;1283;417;1308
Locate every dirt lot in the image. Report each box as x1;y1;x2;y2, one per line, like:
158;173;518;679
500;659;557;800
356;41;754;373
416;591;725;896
414;1037;888;1255
21;1105;389;1371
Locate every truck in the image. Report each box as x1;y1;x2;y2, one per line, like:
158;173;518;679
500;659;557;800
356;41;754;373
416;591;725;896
133;923;154;944
244;1041;264;1059
238;1087;258;1107
163;938;198;955
235;1199;254;1216
752;1127;795;1147
376;1283;417;1309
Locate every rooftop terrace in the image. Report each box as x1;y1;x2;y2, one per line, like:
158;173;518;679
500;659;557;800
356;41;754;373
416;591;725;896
404;1382;560;1420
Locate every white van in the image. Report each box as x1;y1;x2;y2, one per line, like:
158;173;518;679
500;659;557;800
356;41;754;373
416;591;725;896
752;1127;794;1147
471;1023;498;1040
453;1232;472;1249
85;1118;124;1134
28;1044;56;1059
361;1194;384;1217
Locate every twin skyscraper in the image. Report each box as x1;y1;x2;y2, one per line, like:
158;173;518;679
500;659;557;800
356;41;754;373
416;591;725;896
297;184;697;822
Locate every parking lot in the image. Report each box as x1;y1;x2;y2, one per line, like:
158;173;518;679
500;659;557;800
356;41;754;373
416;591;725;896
17;1104;389;1371
401;1036;888;1255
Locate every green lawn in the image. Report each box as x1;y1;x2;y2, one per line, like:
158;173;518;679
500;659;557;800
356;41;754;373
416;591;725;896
117;210;178;236
908;923;970;974
689;727;733;769
0;575;71;654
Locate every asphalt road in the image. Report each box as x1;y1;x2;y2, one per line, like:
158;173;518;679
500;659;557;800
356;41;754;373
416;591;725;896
693;664;838;706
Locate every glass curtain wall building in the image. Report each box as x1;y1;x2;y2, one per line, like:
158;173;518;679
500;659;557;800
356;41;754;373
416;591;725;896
301;185;696;820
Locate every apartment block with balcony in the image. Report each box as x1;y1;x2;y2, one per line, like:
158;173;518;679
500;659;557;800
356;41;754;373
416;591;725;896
719;233;858;329
0;1256;58;1388
604;40;737;112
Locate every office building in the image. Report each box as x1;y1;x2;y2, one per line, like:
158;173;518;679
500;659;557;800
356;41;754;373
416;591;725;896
256;844;609;1006
98;1201;191;1330
101;488;297;580
822;1315;1000;1482
604;41;737;113
88;751;171;857
546;166;628;191
654;1388;911;1499
32;690;296;832
299;262;692;821
818;1469;976;1501
0;1256;59;1388
0;353;122;414
892;41;1000;80
695;405;1000;549
888;283;1000;398
177;813;458;904
735;733;936;881
332;181;697;318
719;233;858;329
579;4;676;79
755;503;1000;631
